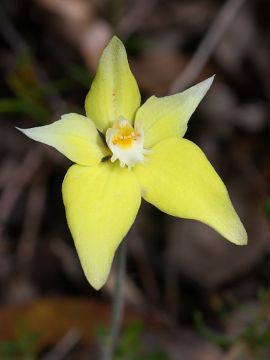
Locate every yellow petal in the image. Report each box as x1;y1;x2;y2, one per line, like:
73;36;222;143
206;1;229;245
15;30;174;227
17;113;109;166
134;138;247;245
62;162;141;290
85;36;141;133
135;76;214;148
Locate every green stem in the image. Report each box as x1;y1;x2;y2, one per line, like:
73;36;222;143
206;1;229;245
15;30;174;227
102;241;126;360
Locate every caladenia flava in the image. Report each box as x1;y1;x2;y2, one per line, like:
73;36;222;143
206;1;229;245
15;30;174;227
17;36;247;290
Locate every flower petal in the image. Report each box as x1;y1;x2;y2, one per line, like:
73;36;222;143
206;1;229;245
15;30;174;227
17;113;109;166
134;138;247;245
135;76;214;148
85;36;141;133
62;162;141;290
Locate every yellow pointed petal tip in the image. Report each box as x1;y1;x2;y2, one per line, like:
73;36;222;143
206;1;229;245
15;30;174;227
135;75;215;148
85;36;141;133
213;199;247;246
232;221;248;246
62;163;141;290
134;138;247;247
16;113;110;165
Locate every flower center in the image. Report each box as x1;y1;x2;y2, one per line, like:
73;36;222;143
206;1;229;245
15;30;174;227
106;119;145;168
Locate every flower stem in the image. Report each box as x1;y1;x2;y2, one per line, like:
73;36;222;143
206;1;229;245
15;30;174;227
102;241;126;360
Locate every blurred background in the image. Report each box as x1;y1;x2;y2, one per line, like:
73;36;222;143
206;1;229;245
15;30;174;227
0;0;270;359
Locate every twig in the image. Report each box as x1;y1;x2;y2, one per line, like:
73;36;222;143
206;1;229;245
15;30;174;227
0;4;28;55
0;3;67;114
41;328;81;360
117;0;158;38
169;0;248;93
0;146;43;241
0;159;17;188
128;230;160;306
34;0;112;72
50;237;84;283
16;182;46;269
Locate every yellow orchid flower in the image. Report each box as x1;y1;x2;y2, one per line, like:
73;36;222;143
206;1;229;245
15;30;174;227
17;36;247;290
